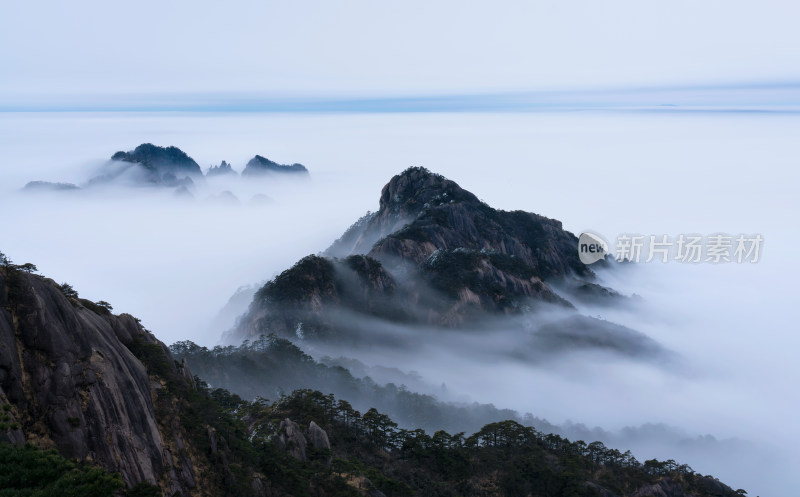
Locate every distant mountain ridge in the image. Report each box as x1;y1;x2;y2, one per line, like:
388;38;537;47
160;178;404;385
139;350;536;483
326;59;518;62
110;143;204;181
22;144;311;193
242;155;309;177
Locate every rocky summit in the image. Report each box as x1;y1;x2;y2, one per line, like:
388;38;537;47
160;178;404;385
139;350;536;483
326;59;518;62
230;167;640;351
241;155;309;177
105;143;204;186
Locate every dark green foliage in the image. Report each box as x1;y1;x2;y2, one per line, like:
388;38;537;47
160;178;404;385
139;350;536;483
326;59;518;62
390;223;430;243
127;338;173;381
0;443;124;497
170;337;521;435
79;299;113;316
126;482;162;497
58;282;79;300
232;389;740;497
343;255;388;283
95;300;113;311
16;263;37;273
255;255;336;305
422;248;536;309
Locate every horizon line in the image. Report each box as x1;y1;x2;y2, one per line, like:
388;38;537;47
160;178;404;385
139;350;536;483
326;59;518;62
2;81;799;113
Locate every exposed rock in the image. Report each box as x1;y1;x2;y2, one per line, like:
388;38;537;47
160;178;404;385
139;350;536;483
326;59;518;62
179;358;196;390
111;143;202;177
0;268;200;494
307;421;332;467
242;155;309;177
631;477;694;497
275;418;307;461
307;421;330;450
329;167;590;279
232;168;641;348
251;476;268;496
89;143;203;187
207;426;218;455
233;254;411;343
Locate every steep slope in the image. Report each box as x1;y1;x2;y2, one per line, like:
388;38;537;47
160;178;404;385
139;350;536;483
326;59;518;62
0;264;256;496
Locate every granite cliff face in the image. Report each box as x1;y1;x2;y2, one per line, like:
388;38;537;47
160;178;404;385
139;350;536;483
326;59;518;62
0;267;206;495
230;168;648;355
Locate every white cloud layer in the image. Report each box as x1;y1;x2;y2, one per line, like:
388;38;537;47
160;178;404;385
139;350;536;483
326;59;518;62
0;110;797;495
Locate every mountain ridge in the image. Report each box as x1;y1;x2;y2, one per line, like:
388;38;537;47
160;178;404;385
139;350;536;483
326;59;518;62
229;167;642;354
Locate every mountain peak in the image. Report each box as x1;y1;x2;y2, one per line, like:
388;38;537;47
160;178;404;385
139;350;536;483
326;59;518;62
110;143;202;176
230;168;623;345
379;167;479;218
242;155;309;176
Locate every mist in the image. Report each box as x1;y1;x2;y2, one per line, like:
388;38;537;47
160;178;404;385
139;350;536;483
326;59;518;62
0;110;797;495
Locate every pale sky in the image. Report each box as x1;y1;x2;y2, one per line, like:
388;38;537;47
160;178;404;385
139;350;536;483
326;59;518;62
1;0;798;99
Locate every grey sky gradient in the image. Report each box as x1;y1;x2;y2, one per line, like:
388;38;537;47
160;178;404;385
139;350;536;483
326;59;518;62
2;0;799;99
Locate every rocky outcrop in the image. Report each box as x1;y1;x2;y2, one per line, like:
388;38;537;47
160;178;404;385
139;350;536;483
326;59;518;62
308;421;332;466
241;155;309;177
0;267;200;495
206;160;237;177
23;147;311;192
273;418;332;467
231;168;642;349
330;167;590;278
275;418;307;461
110;143;203;179
231;254;410;343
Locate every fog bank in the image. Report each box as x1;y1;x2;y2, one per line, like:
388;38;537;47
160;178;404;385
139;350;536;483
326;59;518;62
0;110;797;495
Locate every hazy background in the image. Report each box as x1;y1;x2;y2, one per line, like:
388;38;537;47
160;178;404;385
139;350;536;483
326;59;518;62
2;0;799;97
2;0;799;494
0;110;797;495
